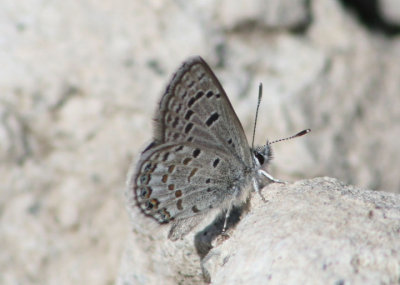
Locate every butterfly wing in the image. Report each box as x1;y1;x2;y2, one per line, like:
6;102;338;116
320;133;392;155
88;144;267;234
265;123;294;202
131;142;251;224
151;56;253;167
128;56;254;239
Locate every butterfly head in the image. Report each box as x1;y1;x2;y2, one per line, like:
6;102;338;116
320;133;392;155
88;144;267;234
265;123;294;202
252;144;273;171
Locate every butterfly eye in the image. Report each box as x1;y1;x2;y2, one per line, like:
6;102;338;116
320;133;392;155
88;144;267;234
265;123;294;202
254;151;265;165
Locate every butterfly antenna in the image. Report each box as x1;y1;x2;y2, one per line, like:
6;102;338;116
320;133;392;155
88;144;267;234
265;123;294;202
251;83;263;150
268;129;311;145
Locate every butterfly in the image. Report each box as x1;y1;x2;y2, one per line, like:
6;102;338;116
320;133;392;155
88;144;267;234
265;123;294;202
127;56;309;240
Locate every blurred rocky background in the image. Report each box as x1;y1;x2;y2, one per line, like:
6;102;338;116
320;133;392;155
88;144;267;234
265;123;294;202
1;0;399;284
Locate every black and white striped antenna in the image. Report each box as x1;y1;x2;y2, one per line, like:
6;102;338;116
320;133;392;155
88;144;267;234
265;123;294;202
251;82;311;147
268;129;311;145
251;83;263;150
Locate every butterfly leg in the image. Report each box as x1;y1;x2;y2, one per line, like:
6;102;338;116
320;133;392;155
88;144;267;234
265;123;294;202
221;185;240;235
253;177;268;202
259;169;286;184
221;204;231;235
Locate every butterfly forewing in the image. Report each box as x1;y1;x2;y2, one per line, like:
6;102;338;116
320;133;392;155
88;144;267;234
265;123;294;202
154;56;253;166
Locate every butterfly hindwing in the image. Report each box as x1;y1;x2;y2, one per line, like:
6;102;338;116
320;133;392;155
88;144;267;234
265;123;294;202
133;142;250;224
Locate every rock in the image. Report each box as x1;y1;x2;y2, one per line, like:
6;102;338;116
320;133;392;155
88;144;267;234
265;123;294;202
216;0;310;30
120;177;400;284
1;0;400;284
380;0;400;25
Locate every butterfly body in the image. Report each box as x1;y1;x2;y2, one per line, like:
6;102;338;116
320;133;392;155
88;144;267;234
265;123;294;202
128;56;275;240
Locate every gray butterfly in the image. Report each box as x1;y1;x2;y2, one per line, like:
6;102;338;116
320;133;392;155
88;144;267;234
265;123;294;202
127;56;309;241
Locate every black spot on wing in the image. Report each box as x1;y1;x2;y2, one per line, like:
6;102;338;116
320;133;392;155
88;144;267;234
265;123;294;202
184;122;194;134
185;110;194;120
205;112;219;127
193;149;201;158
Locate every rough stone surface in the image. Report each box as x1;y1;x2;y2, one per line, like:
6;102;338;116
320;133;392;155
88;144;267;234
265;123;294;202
120;177;400;284
380;0;400;25
1;0;400;284
216;0;310;30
